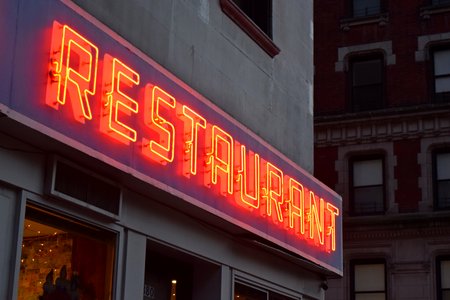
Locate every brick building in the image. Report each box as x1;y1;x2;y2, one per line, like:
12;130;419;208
0;0;341;299
314;0;450;299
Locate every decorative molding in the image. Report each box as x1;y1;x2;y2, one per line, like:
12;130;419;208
315;108;450;147
340;13;389;32
335;142;398;216
346;226;450;241
420;4;450;20
335;40;395;72
415;31;450;62
343;212;450;241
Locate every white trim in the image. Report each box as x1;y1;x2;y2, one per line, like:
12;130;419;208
418;136;450;212
336;142;398;215
415;32;450;62
335;40;396;72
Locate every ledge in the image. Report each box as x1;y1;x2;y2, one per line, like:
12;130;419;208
340;13;389;31
220;0;280;57
420;3;450;19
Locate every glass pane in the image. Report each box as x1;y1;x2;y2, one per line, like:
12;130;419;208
435;77;450;93
354;186;384;214
269;291;296;300
434;50;450;76
18;209;115;300
437;153;450;180
355;293;386;300
353;159;383;187
353;60;382;86
352;84;383;111
353;0;381;17
442;260;450;289
354;264;385;292
437;181;450;209
234;282;268;300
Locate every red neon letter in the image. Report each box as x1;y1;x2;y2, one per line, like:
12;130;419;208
142;85;176;164
308;191;325;246
100;55;140;144
235;144;260;209
179;105;206;177
326;203;339;252
287;177;305;235
263;162;284;223
46;21;98;123
205;126;234;195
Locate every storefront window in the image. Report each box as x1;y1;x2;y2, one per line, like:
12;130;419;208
17;206;116;300
234;281;298;300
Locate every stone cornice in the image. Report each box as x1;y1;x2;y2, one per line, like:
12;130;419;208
344;212;450;241
315;105;450;147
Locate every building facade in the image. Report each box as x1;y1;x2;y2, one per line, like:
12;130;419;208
314;0;450;299
0;0;342;300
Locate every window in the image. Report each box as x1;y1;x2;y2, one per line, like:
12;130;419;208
351;260;386;300
434;150;450;210
234;282;297;300
220;0;280;57
18;205;116;300
352;0;381;18
350;156;385;215
350;55;384;112
437;256;450;300
432;48;450;103
432;0;450;6
144;240;222;300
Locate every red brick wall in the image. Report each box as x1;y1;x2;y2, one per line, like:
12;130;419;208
313;0;447;115
394;139;421;212
314;146;338;190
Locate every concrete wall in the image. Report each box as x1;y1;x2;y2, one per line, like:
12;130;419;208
71;0;314;172
0;131;325;299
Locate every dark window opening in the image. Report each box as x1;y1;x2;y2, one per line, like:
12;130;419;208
145;241;222;300
51;159;121;216
232;0;272;38
234;281;297;300
220;0;279;57
352;0;382;18
350;55;384;112
432;0;450;7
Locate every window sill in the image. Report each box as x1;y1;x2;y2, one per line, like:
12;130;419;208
220;0;280;58
340;13;389;31
420;3;450;19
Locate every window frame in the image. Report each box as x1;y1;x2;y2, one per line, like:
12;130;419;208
17;202;118;300
433;148;450;210
431;0;450;7
437;255;450;300
351;0;383;18
430;45;450;103
349;154;386;216
350;259;387;300
346;0;387;20
232;272;300;300
220;0;280;57
348;53;385;112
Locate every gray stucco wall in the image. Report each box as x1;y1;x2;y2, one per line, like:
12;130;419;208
71;0;314;172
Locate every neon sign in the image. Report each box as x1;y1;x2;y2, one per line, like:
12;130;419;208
44;21;340;255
